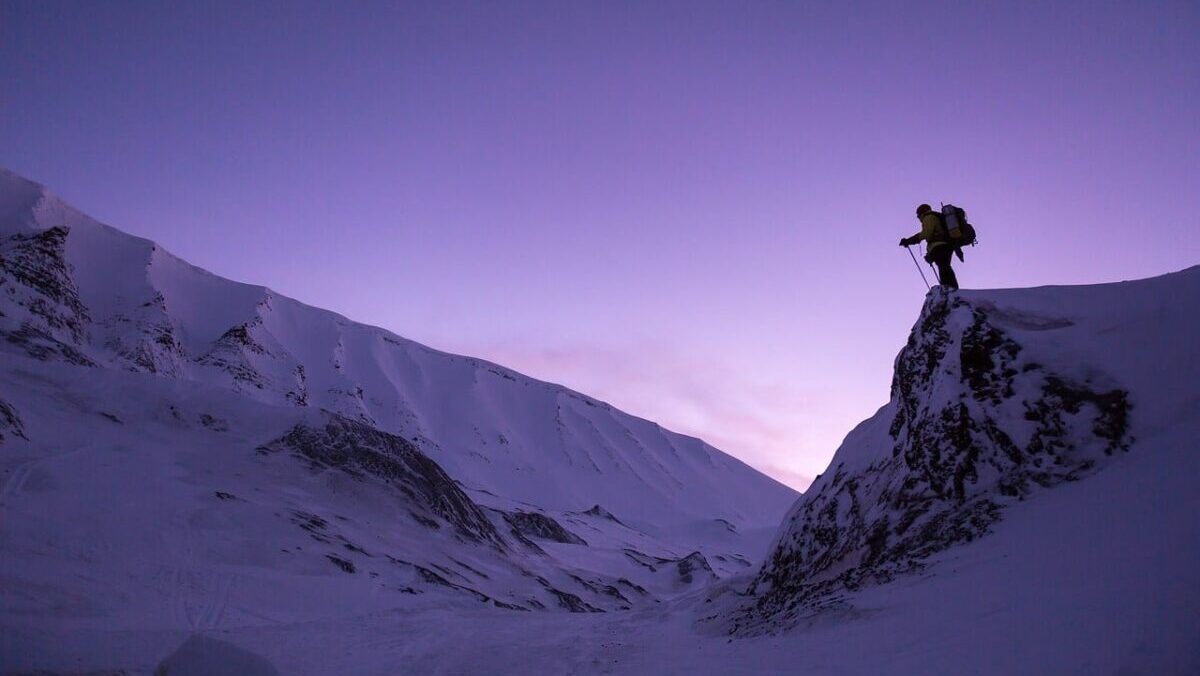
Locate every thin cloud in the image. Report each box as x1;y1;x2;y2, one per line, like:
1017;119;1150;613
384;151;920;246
455;340;833;491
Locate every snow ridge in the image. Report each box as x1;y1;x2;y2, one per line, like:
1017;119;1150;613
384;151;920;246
0;168;795;528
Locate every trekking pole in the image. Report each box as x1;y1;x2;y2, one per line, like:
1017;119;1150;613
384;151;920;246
906;246;931;290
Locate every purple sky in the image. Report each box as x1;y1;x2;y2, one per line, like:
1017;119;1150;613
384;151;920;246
3;1;1197;489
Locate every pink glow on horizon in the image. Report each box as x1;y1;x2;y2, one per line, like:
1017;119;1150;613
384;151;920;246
451;341;847;488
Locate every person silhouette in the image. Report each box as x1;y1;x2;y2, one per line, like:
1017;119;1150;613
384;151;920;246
900;203;959;290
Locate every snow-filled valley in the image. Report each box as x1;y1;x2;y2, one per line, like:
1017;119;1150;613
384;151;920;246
1;167;1198;674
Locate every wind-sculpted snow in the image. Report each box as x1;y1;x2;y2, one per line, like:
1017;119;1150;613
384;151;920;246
737;287;1133;633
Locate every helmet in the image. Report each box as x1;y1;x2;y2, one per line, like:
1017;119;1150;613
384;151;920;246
916;204;933;217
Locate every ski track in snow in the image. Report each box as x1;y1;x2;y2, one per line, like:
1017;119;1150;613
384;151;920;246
170;568;235;632
1;459;36;499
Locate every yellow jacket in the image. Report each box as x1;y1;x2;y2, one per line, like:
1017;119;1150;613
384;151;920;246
910;212;949;252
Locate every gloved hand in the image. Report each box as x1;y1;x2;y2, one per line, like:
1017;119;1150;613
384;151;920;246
899;236;917;247
955;248;965;262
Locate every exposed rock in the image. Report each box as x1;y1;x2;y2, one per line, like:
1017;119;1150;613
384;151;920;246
0;397;27;443
541;582;604;613
622;548;674;572
741;289;1132;633
199;414;228;431
0;226;91;351
392;558;516;608
569;573;631;605
0;227;96;366
676;551;715;584
617;578;650;596
261;415;505;548
289;510;333;544
3;323;95;366
409;510;441;530
196;320;275;391
503;510;587;545
500;521;545;554
326;554;356;573
450;557;490;580
286;364;309;406
581;504;624;525
101;293;186;376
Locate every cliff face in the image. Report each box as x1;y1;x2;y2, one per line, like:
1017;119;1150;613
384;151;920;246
0;226;94;366
740;287;1134;632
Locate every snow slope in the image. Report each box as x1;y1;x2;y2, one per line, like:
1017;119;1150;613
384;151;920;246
0;168;796;531
0;167;794;671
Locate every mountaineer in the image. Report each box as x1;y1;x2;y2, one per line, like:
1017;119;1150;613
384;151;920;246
900;203;962;290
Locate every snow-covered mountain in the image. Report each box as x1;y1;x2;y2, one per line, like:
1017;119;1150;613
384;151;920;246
0;168;795;531
3;165;1196;674
0;167;798;668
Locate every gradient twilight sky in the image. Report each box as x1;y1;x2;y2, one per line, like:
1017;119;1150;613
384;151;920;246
3;1;1197;489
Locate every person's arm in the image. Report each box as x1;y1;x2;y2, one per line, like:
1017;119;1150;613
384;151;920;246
902;213;938;245
918;213;940;241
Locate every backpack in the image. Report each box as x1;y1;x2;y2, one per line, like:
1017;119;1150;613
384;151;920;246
940;204;977;248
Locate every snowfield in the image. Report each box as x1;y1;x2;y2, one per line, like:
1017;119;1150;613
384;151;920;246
1;168;1197;674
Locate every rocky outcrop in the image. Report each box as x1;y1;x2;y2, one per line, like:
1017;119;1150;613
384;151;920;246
676;551;716;585
581;504;624;525
503;510;587;545
100;293;185;376
621;547;717;588
260;415;505;548
196;319;279;391
0;226;94;365
0;397;26;444
739;289;1132;633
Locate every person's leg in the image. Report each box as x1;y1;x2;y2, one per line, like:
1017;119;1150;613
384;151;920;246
933;247;959;290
